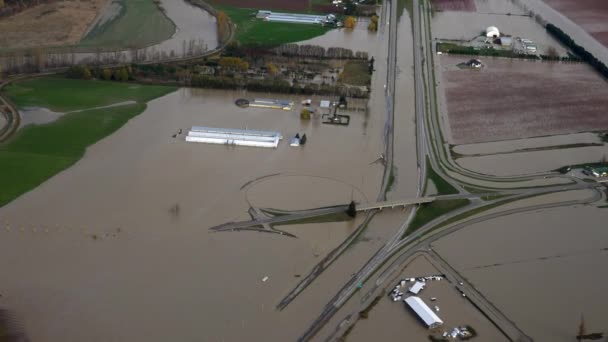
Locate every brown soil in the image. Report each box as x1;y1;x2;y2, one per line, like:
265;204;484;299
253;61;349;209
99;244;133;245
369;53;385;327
440;55;608;144
210;0;309;11
543;0;608;47
0;0;108;50
432;0;476;12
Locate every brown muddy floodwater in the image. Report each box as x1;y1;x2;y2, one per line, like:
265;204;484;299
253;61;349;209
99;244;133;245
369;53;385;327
349;255;507;342
433;190;608;341
432;0;567;55
0;87;388;341
297;19;380;52
456;145;608;176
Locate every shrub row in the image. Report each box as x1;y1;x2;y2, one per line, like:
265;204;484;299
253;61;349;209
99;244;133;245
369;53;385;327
546;23;608;79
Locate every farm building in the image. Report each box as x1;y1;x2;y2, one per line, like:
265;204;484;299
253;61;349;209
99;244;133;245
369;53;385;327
185;126;282;148
404;296;444;329
486;26;500;38
409;281;425;295
257;10;335;25
500;37;512;47
250;98;294;110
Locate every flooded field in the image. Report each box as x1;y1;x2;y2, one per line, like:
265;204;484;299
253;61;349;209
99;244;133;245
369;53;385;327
432;0;476;12
543;0;608;47
296;20;379;52
439;55;608;144
0;0;218;70
453;132;602;156
348;255;507;342
18;107;64;129
432;195;608;341
456;145;608;176
431;0;566;55
0;84;390;341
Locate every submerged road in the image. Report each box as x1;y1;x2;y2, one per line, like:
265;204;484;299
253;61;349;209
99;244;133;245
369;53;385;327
296;0;607;340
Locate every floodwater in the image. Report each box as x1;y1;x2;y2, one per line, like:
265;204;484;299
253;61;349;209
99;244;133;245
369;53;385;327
456;145;608;176
390;5;419;200
349;255;507;342
453;132;602;156
432;0;567;55
0;86;389;341
296;19;379;52
522;0;608;64
18;107;64;129
432;190;608;341
0;0;218;68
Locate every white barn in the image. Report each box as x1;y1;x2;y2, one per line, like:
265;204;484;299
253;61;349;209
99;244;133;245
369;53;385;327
404;296;443;329
486;26;500;38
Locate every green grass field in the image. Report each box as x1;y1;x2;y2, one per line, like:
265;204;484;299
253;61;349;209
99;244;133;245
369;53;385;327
2;77;173;112
218;6;331;47
0;77;176;207
79;0;176;49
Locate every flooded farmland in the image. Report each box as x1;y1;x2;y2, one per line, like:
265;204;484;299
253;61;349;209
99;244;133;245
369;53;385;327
438;55;608;145
432;191;608;341
432;0;567;55
0;85;389;341
456;144;608;176
542;0;608;48
348;255;507;342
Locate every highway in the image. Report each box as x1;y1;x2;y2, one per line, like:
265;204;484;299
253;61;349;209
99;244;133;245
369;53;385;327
295;0;607;341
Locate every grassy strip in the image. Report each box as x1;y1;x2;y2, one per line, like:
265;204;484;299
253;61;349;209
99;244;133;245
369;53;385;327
0;78;176;207
217;6;331;47
426;157;458;195
406;199;470;235
2;77;173;112
79;0;176;49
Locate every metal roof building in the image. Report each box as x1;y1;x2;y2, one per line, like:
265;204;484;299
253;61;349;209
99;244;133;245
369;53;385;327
409;281;425;294
404;296;443;329
186;126;282;148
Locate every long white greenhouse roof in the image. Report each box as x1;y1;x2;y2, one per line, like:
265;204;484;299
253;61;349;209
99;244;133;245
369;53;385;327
186;126;282;148
404;296;443;328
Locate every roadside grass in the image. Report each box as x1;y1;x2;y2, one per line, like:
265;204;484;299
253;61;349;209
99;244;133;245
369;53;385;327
0;78;176;207
339;60;371;86
79;0;176;49
405;199;470;235
2;77;173;112
426;157;458;195
217;6;331;47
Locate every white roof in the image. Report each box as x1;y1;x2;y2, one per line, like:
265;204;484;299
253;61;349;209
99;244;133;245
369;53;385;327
404;296;443;328
320;100;331;108
485;26;500;37
409;281;425;294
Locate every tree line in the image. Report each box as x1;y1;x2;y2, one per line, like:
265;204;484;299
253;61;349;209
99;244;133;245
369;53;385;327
546;23;608;79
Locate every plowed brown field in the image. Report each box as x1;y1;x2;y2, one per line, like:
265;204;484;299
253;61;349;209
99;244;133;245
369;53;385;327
210;0;309;11
544;0;608;47
441;56;608;144
432;0;476;12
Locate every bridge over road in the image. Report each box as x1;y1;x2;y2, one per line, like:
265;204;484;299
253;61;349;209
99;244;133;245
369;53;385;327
355;193;487;212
